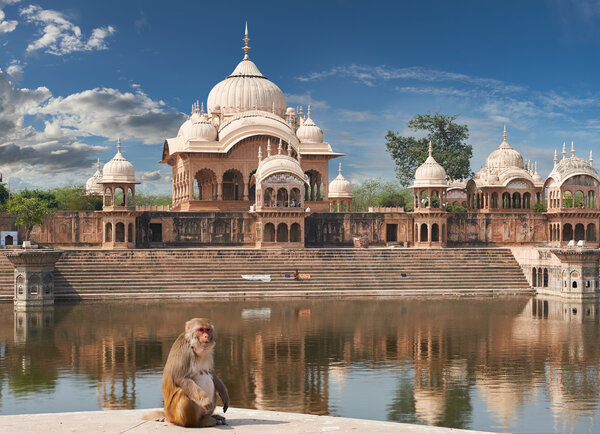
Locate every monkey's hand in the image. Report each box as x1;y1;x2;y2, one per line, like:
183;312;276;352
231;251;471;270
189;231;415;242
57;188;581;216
213;375;229;413
195;395;215;415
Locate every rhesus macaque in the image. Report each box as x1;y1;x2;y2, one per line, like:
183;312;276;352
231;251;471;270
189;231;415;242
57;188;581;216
161;318;229;427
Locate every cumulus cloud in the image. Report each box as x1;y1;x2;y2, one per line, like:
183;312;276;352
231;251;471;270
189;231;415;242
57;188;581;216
5;59;23;80
139;170;162;181
0;67;184;189
0;0;20;34
20;5;115;55
38;88;186;144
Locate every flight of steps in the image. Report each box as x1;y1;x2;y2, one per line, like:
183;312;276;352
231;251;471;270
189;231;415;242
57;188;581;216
0;248;533;300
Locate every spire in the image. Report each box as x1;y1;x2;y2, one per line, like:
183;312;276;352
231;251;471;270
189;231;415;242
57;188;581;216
428;141;433;157
96;158;101;170
287;141;292;156
534;161;538;174
571;141;575;157
258;145;262;161
562;142;566;160
338;162;342;175
278;138;282;155
591;150;594;166
267;138;271;157
117;137;121;153
200;101;205;115
554;149;558;165
242;22;251;60
307;104;312;118
503;125;507;141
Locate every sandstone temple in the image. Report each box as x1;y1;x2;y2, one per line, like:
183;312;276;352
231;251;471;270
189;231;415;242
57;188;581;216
1;27;600;299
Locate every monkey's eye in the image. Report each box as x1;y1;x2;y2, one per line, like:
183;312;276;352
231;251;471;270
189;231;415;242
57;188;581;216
197;327;212;333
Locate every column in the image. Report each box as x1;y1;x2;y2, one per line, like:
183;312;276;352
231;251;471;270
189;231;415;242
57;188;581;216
217;180;223;200
243;182;249;201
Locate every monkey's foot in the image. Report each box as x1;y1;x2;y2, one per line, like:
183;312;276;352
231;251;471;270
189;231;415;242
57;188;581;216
214;414;227;425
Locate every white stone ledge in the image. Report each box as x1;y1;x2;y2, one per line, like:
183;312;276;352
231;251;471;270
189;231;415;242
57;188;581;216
0;407;490;433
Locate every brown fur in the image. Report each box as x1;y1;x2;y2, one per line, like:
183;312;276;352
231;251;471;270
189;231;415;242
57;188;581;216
161;318;229;427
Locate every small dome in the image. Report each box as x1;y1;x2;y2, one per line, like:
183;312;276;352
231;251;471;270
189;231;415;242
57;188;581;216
189;113;217;141
486;127;524;171
296;107;324;143
413;142;447;187
85;159;103;195
329;163;353;198
255;140;306;184
547;143;600;187
101;139;137;184
286;107;295;114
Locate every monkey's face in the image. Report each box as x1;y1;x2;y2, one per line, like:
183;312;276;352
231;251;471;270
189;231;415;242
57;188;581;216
185;318;216;354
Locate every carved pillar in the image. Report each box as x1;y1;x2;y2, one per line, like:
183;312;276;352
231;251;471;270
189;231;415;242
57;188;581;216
243;182;249;201
3;250;64;310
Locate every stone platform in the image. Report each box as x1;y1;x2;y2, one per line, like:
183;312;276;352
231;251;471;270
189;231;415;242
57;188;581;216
0;407;488;433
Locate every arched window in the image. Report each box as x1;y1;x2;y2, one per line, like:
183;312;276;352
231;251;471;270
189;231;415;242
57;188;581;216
115;222;125;242
222;169;243;200
290;223;301;242
574;190;584;208
420;224;428;242
248;170;257;202
263;223;275;242
128;223;133;243
491;192;499;209
105;223;112;242
502;192;511;209
563;223;573;241
277;188;289;207
512;192;521;209
575;223;585;241
277;223;288;242
305;170;322;201
587;223;597;242
563;191;573;208
104;187;112;207
431;223;439;242
421;191;429;208
543;268;549;287
523;192;531;209
195;168;217;200
264;188;274;207
538;268;543;287
532;268;537;287
290;188;302;207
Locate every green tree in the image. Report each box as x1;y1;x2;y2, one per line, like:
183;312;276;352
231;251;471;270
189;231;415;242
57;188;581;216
5;194;55;241
385;112;473;186
48;185;102;211
0;183;9;205
351;178;412;211
135;191;172;207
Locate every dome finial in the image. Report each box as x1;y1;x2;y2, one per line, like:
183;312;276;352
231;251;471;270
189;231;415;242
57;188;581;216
571;141;575;157
534;161;538;174
428;141;433;157
201;101;205;115
562;142;566;160
267;138;271;157
96;158;101;170
307;104;312;118
278;138;282;155
590;150;594;166
117;137;121;153
242;22;251;60
338;162;342;175
258;145;262;161
503;125;507;141
554;149;558;165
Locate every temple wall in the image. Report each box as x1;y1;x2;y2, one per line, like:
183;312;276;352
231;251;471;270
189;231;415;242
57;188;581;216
305;213;412;246
447;213;548;245
510;246;562;290
136;211;255;248
31;211;103;247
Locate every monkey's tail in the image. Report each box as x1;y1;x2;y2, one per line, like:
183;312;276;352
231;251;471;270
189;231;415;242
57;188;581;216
141;410;166;422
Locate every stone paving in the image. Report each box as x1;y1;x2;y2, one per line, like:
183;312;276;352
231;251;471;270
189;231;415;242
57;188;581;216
0;407;490;433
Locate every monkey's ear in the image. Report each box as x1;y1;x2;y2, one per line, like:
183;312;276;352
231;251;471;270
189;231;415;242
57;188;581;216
184;319;197;331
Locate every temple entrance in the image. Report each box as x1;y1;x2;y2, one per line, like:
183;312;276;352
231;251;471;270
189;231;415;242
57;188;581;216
386;224;398;242
149;223;163;242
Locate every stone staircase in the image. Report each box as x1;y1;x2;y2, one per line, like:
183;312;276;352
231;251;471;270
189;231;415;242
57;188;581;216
0;248;533;300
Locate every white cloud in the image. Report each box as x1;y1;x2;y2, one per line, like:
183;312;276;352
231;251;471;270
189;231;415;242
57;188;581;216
20;5;115;55
0;0;20;34
296;64;524;92
336;109;375;122
37;88;186;144
5;59;23;80
285;93;330;110
139;170;162;181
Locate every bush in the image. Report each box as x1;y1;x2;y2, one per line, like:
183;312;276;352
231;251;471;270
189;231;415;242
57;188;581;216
533;203;547;213
447;203;468;213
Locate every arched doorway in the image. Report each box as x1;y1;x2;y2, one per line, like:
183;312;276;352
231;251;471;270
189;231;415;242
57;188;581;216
575;223;585;241
263;223;275;242
431;223;439;242
420;224;428;242
195;169;217;200
563;223;573;241
115;222;125;242
105;223;112;242
290;223;301;242
222;169;243;200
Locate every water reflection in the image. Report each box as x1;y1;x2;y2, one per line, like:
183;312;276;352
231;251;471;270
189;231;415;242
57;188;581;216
0;297;599;432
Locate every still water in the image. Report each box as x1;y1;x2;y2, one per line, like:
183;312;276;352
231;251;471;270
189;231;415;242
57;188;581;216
0;297;599;432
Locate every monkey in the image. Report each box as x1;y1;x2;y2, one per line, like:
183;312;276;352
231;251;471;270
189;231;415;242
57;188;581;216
147;318;229;427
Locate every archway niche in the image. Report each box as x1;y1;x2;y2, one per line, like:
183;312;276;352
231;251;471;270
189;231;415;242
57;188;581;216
222;169;243;200
277;188;289;206
420;224;428;242
290;223;301;242
263;223;275;242
431;223;439;242
115;222;125;242
277;223;288;242
575;223;585;241
563;223;573;241
264;188;274;207
105;223;112;242
587;223;597;242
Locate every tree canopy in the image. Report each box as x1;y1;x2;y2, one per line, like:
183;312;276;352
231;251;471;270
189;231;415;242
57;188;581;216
385;112;473;186
351;179;413;212
5;194;55;241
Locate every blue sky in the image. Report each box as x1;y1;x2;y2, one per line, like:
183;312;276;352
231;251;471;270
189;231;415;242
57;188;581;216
1;0;600;193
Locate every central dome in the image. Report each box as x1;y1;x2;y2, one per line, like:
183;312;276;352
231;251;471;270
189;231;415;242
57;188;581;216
207;27;286;117
486;127;524;171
